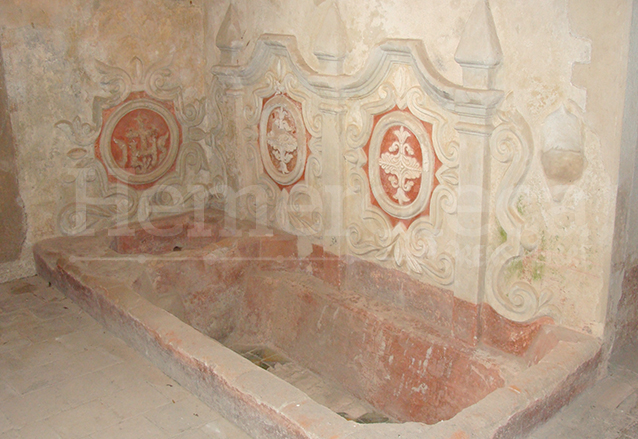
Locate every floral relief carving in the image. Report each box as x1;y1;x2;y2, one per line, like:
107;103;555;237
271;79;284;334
369;111;434;220
379;126;422;205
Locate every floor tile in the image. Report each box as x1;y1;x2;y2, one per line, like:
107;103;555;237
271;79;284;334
96;362;150;391
0;381;18;402
88;416;170;439
171;428;213;439
55;327;117;354
18;317;76;343
0;309;39;330
143;398;213;436
10;420;62;439
0;352;24;375
58;346;123;377
199;419;253;439
53;369;120;408
45;400;121;439
10;340;71;369
30;283;67;302
2;359;73;395
147;378;194;404
0;293;43;313
62;312;102;331
0;413;12;434
29;299;81;321
2;384;70;427
100;381;171;418
0;329;31;354
0;430;19;439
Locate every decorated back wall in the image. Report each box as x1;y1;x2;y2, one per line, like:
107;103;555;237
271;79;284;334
207;0;631;340
0;0;635;342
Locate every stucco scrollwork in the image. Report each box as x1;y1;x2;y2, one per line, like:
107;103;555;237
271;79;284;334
485;96;559;322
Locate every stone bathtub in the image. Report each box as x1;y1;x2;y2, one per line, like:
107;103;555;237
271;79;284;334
35;210;602;439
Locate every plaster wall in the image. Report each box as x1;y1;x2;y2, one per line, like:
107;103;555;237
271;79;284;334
0;0;207;283
0;44;25;265
608;0;638;352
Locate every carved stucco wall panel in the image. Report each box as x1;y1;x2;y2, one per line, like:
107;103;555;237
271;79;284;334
486;96;611;333
212;29;502;298
209;1;610;328
56;58;227;235
344;65;460;287
210;3;614;330
216;54;325;238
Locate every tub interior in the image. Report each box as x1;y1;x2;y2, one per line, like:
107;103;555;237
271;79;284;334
33;210;603;439
121;215;532;425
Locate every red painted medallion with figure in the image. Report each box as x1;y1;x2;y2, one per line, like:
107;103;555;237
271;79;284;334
96;92;181;187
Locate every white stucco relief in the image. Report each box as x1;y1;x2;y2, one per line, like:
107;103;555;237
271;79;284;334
345;66;460;286
214;48;324;237
259;94;307;186
369;111;434;219
485;95;560;322
56;57;226;235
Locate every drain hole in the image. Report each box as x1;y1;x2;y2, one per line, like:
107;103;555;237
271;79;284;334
338;412;389;424
353;412;389;424
173;246;182;252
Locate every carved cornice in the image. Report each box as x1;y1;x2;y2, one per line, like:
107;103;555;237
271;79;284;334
213;35;503;118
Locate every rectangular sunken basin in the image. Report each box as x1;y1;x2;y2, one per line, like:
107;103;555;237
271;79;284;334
34;210;603;439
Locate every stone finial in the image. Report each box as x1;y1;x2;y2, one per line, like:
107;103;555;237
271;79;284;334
455;0;503;89
216;3;244;65
313;1;349;75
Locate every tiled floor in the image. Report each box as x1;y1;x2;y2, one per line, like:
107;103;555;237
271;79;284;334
527;347;638;439
3;275;638;439
0;275;251;439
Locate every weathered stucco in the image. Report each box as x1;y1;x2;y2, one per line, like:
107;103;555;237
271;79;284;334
0;0;207;283
0;43;25;264
0;0;636;344
607;0;638;356
203;0;631;338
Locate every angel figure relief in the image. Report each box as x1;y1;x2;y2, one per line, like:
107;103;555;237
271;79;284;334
113;112;170;175
378;126;422;205
266;106;298;174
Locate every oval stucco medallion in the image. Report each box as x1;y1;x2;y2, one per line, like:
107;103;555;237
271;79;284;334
369;111;434;219
259;95;307;186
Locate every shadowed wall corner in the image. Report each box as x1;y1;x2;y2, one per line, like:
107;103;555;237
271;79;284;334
0;43;25;264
